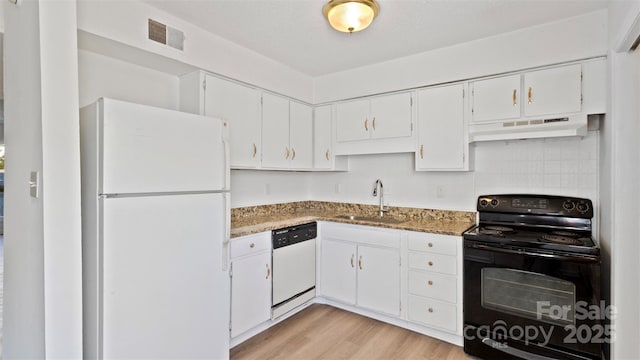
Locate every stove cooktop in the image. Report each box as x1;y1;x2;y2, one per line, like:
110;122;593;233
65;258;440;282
463;224;599;255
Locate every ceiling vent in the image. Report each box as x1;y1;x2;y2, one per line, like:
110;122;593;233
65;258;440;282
148;19;185;51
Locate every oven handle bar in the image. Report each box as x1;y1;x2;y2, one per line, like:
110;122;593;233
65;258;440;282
467;243;599;263
481;338;558;360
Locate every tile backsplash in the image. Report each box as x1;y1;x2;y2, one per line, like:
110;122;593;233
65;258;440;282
473;131;598;202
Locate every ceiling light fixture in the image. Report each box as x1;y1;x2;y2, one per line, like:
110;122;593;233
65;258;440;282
322;0;380;34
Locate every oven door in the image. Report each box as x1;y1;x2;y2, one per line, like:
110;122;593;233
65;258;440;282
463;240;603;360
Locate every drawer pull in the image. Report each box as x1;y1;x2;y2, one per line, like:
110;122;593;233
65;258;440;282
266;264;271;279
350;254;355;268
428;280;433;286
249;243;255;248
428;307;434;313
428;242;433;248
428;261;434;267
358;256;363;270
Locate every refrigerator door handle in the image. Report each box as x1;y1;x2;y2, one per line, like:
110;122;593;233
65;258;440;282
222;192;231;271
222;135;230;191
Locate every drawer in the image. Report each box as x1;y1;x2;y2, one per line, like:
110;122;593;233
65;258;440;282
230;232;271;259
407;232;457;256
408;252;456;275
408;270;457;303
408;295;457;333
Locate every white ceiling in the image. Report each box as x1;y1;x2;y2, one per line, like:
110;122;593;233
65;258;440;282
146;0;608;77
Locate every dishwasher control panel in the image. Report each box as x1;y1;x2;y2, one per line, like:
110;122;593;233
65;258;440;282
272;222;317;249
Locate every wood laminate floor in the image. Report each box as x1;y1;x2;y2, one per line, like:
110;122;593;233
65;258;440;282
231;304;473;360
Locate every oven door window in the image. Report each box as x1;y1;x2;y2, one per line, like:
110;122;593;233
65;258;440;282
481;268;576;326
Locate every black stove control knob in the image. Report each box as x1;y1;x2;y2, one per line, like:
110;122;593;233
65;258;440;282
479;199;489;207
490;199;499;207
576;202;590;214
562;200;575;211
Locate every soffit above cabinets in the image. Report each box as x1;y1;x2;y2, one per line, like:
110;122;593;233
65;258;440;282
143;0;608;77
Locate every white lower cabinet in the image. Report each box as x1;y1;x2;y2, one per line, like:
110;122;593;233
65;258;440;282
320;223;401;317
406;231;462;335
356;245;401;316
230;232;272;338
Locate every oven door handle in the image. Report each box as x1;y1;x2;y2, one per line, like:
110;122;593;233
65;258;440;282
481;338;558;360
468;243;599;263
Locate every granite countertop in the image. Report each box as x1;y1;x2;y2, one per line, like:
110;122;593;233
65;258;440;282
231;201;476;238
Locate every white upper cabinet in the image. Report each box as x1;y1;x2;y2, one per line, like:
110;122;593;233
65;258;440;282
471;74;521;123
369;92;413;139
416;83;468;171
336;98;370;142
313;105;333;169
313;105;348;171
261;93;313;170
261;93;290;169
289;101;314;169
336;92;412;142
523;64;582;117
471;63;584;123
179;72;261;169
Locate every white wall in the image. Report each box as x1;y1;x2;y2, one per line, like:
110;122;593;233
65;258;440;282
306;132;599;212
78;49;179;110
4;0;83;357
76;0;313;103
313;10;608;103
604;1;640;358
230;170;309;208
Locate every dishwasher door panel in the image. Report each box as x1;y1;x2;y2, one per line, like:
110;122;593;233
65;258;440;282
272;239;316;305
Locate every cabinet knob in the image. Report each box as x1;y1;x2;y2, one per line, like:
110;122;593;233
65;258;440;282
428;307;434;313
372;117;376;130
266;264;271;279
427;242;433;248
252;143;257;158
528;86;533;104
428;280;433;286
291;148;296;160
364;118;368;131
428;261;433;267
512;89;517;106
358;256;363;270
326;149;330;161
285;147;290;159
249;243;255;248
420;145;424;159
350;254;355;268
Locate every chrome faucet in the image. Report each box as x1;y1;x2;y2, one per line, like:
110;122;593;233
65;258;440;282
372;179;388;217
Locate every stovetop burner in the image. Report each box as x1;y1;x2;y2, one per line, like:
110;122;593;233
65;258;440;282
464;194;600;256
539;234;585;245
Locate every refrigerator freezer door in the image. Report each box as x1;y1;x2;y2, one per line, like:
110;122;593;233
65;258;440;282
100;193;229;359
99;98;227;194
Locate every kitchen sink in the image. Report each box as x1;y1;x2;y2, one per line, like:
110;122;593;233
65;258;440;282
334;214;407;224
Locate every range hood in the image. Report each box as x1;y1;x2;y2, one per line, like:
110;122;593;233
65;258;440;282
469;114;588;142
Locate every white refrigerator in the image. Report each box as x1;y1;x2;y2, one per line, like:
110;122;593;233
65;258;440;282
80;98;231;359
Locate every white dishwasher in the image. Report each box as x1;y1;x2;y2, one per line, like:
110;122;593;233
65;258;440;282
271;222;316;319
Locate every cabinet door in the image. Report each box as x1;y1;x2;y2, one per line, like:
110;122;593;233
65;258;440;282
471;74;521;122
231;252;272;338
336;99;370;142
313;105;333;169
370;92;413;139
289;101;313;170
320;239;357;305
203;75;261;168
524;64;582;117
416;84;466;170
357;246;400;316
261;93;290;169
